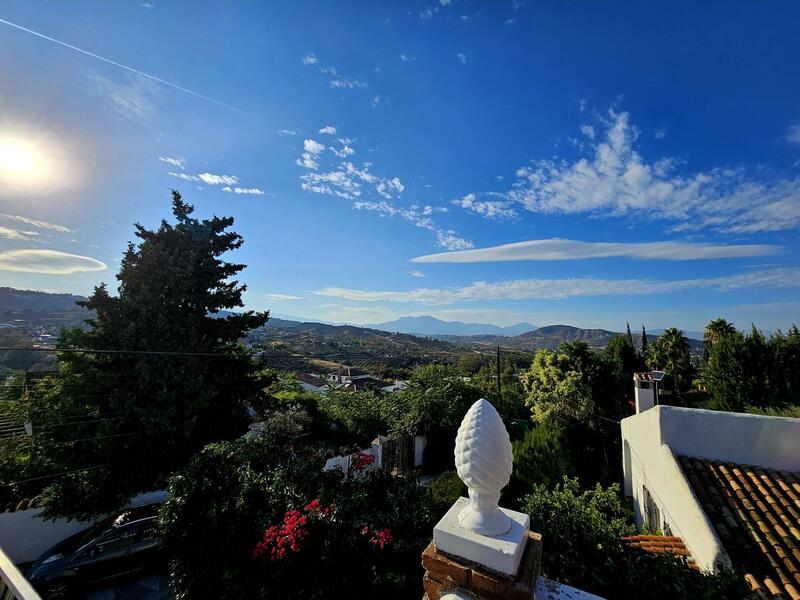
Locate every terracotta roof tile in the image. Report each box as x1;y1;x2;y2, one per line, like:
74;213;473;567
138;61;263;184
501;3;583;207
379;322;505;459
678;455;800;600
622;535;699;568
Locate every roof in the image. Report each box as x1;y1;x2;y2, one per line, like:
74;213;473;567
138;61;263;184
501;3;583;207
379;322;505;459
295;372;326;387
622;535;699;569
347;377;392;391
678;455;800;599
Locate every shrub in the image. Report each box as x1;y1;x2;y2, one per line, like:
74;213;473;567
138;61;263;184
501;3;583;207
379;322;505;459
428;470;465;513
160;419;435;600
503;425;572;508
521;478;755;599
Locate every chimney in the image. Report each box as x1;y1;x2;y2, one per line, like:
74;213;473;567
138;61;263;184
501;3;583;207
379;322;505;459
633;373;656;413
421;399;542;600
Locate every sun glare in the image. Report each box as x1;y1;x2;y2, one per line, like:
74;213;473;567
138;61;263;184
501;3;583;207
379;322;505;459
0;142;37;174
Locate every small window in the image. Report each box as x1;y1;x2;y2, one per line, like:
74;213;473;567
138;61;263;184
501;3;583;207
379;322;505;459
643;485;661;530
640;382;651;389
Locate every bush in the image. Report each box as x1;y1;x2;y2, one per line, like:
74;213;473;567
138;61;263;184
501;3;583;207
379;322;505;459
521;478;755;599
428;470;465;513
503;425;572;509
160;419;436;600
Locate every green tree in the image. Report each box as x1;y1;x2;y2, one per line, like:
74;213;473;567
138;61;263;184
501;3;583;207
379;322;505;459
385;364;481;471
654;328;692;394
25;192;268;519
523;349;593;426
705;331;747;412
703;318;736;360
504;425;571;508
641;324;648;354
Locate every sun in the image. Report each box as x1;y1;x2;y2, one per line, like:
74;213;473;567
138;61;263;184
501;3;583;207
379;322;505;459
0;142;37;174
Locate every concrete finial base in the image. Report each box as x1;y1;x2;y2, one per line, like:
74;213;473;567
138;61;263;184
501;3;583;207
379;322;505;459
433;497;530;577
421;530;542;600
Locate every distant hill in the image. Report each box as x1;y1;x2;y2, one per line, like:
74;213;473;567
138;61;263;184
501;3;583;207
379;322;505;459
512;325;619;350
370;315;536;337
249;317;465;372
0;287;86;314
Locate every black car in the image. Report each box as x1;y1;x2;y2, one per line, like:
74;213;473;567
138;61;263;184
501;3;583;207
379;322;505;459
28;503;163;599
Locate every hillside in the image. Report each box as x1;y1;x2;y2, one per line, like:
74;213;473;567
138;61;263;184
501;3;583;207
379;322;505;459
370;315;536;336
248;317;465;372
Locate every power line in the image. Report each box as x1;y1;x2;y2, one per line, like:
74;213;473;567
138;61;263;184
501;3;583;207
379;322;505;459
8;450;173;486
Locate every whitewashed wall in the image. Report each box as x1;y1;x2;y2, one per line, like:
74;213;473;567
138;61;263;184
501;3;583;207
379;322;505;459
0;490;168;565
621;406;800;572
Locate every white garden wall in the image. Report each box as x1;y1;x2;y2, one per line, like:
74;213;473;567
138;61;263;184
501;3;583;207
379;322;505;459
0;490;167;565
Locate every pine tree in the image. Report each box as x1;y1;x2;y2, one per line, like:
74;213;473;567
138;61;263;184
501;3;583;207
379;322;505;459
26;192;269;519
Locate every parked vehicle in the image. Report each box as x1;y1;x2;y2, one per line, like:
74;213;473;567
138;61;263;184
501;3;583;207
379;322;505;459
28;503;163;599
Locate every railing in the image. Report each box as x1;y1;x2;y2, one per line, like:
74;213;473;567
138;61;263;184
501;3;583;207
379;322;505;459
0;546;41;600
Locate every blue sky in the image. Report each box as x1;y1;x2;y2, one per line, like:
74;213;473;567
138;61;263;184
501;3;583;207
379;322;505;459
0;0;799;332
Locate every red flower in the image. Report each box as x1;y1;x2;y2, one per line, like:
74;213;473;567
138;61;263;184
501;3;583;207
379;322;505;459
371;528;393;550
350;451;375;472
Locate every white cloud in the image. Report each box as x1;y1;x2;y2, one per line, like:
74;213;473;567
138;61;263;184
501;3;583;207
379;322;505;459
197;172;238;186
158;156;185;169
457;53;467;64
323;66;367;89
296;133;470;249
0;249;107;274
0;226;37;240
0;213;72;233
316;267;800;306
408;270;425;278
655;128;667;140
412;238;781;264
304;139;325;154
222;186;265;195
786;124;800;144
85;70;158;122
263;293;303;301
140;2;153;7
302;53;318;65
277;129;298;136
400;54;417;62
318;126;337;135
506;109;800;234
371;95;381;108
168;171;199;182
420;6;439;18
579;124;595;139
452;193;517;220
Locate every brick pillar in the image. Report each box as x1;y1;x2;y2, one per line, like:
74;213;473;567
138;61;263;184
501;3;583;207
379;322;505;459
421;531;542;600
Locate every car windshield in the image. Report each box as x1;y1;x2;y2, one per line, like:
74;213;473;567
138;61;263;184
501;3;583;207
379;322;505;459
73;504;160;552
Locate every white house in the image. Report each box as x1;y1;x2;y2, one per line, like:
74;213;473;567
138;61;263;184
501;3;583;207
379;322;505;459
621;400;800;598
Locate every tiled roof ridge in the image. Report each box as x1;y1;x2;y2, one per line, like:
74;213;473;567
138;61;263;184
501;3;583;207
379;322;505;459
677;455;800;600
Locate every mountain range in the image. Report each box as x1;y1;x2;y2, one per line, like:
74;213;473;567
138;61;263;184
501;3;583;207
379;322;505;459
370;315;537;337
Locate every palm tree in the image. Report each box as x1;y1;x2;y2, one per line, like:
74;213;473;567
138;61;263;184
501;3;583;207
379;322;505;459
658;327;691;393
704;318;736;348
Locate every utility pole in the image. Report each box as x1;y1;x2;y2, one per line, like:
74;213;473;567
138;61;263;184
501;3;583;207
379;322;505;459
496;345;502;405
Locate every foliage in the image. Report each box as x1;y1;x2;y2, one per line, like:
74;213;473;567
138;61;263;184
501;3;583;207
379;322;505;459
704;324;800;413
652;328;693;394
316;388;389;446
20;192;268;520
523;348;593;426
384;364;482;471
428;470;465;513
522;478;755;599
160;422;436;600
504;425;571;509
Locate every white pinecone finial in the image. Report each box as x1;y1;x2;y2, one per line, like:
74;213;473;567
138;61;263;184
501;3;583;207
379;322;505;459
454;398;513;536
